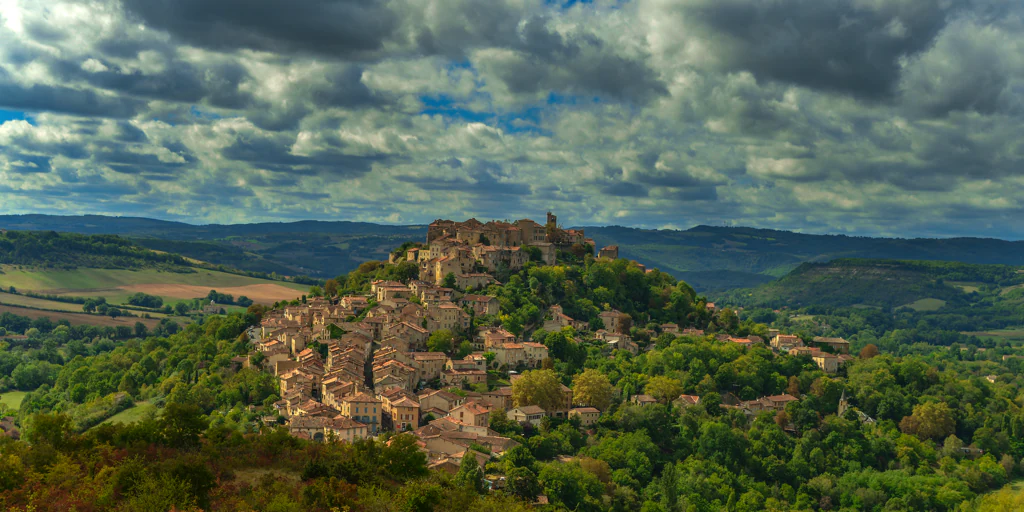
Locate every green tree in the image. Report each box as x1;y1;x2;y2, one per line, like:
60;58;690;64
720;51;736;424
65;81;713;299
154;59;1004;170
443;272;457;289
645;376;684;404
427;329;454;354
159;402;209;450
512;369;564;411
900;401;956;441
454;452;486;494
506;467;541;502
174;302;190;315
382;433;429;482
25;413;75;450
572;369;614;411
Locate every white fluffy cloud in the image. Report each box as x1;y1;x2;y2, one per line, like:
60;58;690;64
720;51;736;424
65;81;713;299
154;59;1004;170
0;0;1022;237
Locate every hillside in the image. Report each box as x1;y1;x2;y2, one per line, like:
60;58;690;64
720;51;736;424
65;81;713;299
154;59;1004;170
0;231;307;330
0;230;189;269
583;225;1024;291
717;259;1024;310
4;215;1024;290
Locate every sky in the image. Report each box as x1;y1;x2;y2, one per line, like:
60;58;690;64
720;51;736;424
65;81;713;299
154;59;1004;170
0;0;1022;238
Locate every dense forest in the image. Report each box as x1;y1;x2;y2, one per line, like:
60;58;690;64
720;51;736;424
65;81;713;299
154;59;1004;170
0;231;189;270
719;259;1024;310
2;251;1024;510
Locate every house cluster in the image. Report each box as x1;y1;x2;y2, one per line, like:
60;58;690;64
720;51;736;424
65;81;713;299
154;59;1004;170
252;288;579;467
404;212;618;287
768;331;854;373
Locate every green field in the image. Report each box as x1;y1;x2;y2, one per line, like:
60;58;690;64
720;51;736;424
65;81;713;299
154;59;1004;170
0;291;89;311
901;298;947;312
95;400;159;427
0;390;28;412
949;281;983;293
962;328;1024;343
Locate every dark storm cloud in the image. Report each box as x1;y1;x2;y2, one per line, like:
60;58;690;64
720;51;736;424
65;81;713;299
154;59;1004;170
671;0;960;99
0;79;141;118
601;181;648;197
482;15;667;104
220;134;386;176
119;0;399;59
402;160;531;196
309;65;381;108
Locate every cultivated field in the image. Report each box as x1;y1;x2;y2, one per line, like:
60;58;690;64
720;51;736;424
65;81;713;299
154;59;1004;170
0;266;307;305
0;303;165;328
0;290;88;312
961;328;1024;344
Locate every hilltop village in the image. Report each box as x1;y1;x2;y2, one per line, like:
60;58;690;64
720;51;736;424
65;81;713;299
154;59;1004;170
248;213;855;471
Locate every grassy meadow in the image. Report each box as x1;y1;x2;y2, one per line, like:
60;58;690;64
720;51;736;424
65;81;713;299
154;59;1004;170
0;390;27;412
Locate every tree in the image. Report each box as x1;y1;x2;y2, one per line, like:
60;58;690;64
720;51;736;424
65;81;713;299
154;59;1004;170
443;272;458;289
25;413;74;450
506;467;541;502
646;376;684;404
174;302;191;316
787;376;801;397
108;308;122;319
512;369;564;412
454;451;486;494
134;322;148;338
159;402;209;450
309;286;324;298
860;344;880;359
900;401;956;441
427;329;454;354
572;369;614;411
324;278;339;297
382;433;429;482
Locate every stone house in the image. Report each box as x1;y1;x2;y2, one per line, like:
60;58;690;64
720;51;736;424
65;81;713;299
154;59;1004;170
598;245;619;259
569;407;601;427
441;369;487;387
426;302;469;331
448;401;492;428
598;310;627;333
418;389;465;414
411;352;448;383
508;406;546;426
340;393;382;434
459;295;500;316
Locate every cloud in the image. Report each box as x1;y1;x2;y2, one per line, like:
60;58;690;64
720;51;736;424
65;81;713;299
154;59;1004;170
0;0;1020;239
118;0;401;59
648;0;960;99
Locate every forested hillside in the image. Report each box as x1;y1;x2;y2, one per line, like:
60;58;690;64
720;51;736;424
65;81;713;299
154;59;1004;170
719;259;1024;309
0;231;188;270
2;244;1024;510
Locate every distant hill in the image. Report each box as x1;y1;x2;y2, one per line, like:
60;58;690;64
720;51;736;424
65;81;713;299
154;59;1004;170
716;258;1024;310
0;215;426;279
582;225;1024;291
4;215;1024;290
0;230;189;270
